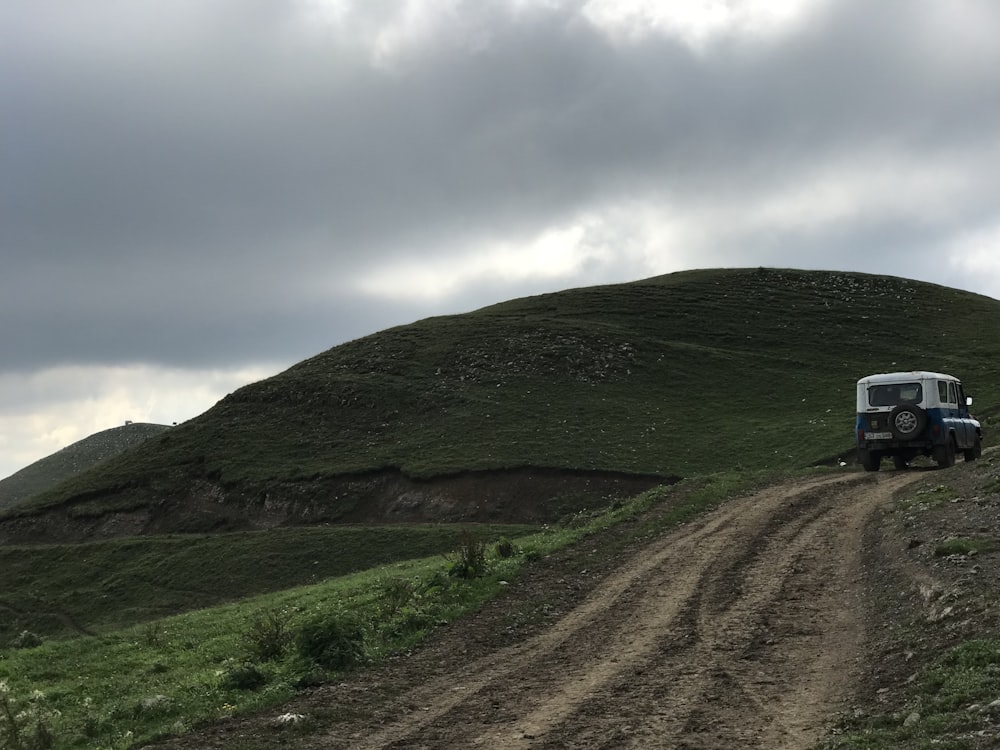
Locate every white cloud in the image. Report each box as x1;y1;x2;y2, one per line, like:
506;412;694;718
0;364;275;481
732;153;975;234
371;0;494;70
357;219;609;300
946;223;1000;300
353;200;732;303
580;0;828;48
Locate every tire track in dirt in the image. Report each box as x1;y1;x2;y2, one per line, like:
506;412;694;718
338;478;758;749
324;471;919;749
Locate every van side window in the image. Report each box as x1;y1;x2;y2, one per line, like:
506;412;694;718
947;382;958;405
937;381;948;402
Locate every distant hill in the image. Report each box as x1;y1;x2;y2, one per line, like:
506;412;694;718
0;423;171;511
3;268;999;541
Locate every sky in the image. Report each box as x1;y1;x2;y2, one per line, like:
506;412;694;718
2;0;1000;480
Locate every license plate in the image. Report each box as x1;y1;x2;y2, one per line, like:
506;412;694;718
867;432;892;440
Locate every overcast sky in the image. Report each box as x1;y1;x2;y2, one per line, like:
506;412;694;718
2;0;1000;480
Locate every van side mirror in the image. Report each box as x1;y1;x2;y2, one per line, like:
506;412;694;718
966;396;973;407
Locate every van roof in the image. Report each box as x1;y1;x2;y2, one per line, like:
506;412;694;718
857;371;959;386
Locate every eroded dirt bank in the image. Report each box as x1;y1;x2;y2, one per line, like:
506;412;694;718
148;471;922;749
0;468;672;543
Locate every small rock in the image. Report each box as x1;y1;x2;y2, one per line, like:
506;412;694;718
140;695;171;711
902;711;921;727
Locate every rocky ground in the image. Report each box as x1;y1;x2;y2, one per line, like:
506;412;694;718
824;449;1000;748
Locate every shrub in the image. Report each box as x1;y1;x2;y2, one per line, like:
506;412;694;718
419;570;451;596
379;577;416;615
383;605;436;639
296;611;366;670
220;664;267;691
242;608;293;661
523;547;543;562
0;681;57;750
142;622;163;647
446;529;488;579
495;537;516;559
10;631;43;650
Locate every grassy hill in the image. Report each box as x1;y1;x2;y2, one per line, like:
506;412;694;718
3;267;1000;748
0;423;171;511
4;268;999;537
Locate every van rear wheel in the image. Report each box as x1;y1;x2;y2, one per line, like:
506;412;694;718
860;449;881;472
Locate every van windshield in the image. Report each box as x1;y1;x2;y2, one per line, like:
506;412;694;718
868;382;922;407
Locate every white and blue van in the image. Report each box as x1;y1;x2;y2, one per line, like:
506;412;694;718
856;371;982;471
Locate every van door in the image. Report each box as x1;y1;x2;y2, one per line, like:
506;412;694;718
955;383;976;448
946;381;970;448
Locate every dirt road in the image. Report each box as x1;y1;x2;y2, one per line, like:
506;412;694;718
325;472;919;749
155;471;921;749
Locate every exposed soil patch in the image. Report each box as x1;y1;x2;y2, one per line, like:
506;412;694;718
0;468;673;544
146;470;937;749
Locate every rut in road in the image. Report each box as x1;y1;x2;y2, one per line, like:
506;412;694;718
322;471;920;750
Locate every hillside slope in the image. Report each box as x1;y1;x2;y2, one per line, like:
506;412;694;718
0;423;170;511
3;268;999;540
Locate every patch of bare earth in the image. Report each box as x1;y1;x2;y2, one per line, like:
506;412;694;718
148;471;927;749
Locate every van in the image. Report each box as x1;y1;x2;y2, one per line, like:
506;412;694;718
855;371;982;471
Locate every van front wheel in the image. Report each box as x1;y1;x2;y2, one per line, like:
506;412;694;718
964;436;982;462
934;439;956;468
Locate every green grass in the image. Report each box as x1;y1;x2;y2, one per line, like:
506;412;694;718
8;268;1000;525
0;544;527;749
0;470;764;749
933;537;1000;557
898;483;960;510
0;524;534;645
828;640;1000;749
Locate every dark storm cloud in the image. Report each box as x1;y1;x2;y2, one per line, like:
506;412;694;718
3;0;1000;374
